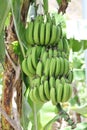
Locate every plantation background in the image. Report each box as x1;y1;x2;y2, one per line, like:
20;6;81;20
50;0;82;19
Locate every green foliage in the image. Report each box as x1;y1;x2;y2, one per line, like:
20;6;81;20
69;38;82;52
27;101;57;130
61;122;87;130
55;13;66;28
72;51;85;81
12;40;23;63
71;104;87;117
0;0;10;33
0;0;10;63
0;30;5;63
9;0;26;57
82;40;87;50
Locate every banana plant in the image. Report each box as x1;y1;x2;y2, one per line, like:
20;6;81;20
0;0;86;130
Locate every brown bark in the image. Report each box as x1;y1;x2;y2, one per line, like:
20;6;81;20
1;17;22;130
58;0;68;14
21;0;30;23
1;0;30;129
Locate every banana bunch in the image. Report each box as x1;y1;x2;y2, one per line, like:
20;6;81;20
22;45;70;77
22;14;73;106
25;15;62;46
29;77;72;104
22;46;42;77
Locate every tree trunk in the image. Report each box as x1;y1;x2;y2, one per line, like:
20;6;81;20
2;17;22;130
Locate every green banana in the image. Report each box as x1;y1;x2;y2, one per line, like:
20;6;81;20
48;48;53;58
36;61;43;77
40;46;46;58
41;51;48;66
31;46;38;69
25;21;34;45
40;23;45;45
27;55;36;75
64;59;69;76
33;21;40;44
50;87;57;105
58;39;63;51
50;25;57;45
36;46;42;58
68;84;72;99
55;57;61;78
38;15;44;22
44;58;50;77
46;13;52;23
56;78;60;87
49;76;56;88
58;51;62;57
38;84;47;102
44;80;50;100
32;87;43;103
52;15;56;25
29;89;35;103
56;82;63;103
22;58;30;76
61;52;66;58
61;77;65;84
26;46;32;56
58;25;62;39
35;15;41;22
55;25;62;43
62;83;70;102
49;58;56;77
53;49;58;57
41;75;47;84
59;57;64;76
67;71;73;83
45;22;51;45
32;77;41;87
63;37;69;54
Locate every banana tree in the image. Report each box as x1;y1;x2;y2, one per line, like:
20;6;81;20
0;0;84;130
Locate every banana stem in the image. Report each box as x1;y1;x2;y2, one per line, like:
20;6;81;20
56;103;62;112
33;103;38;130
56;103;76;129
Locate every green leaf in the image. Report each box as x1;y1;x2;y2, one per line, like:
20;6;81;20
75;122;87;130
9;0;26;58
44;115;59;130
22;94;32;130
73;57;83;69
71;104;87;117
0;0;10;63
0;30;5;63
60;122;87;130
82;40;87;50
70;38;82;52
0;0;10;33
37;102;58;129
73;69;85;81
